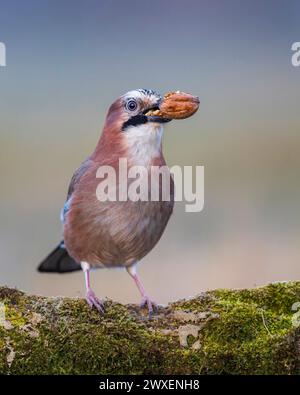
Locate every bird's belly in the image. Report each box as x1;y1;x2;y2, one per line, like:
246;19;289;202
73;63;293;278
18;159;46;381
64;199;173;268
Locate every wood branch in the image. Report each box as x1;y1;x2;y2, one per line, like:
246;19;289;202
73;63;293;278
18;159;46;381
1;283;300;374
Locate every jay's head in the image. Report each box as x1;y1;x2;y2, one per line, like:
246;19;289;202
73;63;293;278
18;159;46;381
108;88;170;130
100;89;171;161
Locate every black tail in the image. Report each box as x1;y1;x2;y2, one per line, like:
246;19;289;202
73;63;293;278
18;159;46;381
38;242;81;273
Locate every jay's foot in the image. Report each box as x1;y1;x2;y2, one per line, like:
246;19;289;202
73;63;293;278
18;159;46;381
140;296;157;316
86;289;105;313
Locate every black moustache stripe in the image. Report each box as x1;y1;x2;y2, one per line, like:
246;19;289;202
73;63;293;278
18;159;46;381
122;115;148;131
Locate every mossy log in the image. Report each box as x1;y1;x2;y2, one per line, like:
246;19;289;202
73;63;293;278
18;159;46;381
1;283;300;375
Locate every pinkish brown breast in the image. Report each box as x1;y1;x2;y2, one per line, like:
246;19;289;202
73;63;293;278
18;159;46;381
63;159;174;267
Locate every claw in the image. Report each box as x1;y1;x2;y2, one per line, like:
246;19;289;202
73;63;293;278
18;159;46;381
140;296;157;316
86;289;105;313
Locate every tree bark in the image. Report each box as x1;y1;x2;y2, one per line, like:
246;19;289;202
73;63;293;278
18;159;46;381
1;283;300;374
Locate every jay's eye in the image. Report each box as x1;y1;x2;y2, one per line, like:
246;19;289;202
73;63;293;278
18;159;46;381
126;99;138;112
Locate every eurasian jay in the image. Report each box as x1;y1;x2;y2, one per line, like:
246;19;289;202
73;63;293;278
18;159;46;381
38;89;182;314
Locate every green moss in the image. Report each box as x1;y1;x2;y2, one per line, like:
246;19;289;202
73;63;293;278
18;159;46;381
1;283;300;374
5;306;26;328
173;283;300;374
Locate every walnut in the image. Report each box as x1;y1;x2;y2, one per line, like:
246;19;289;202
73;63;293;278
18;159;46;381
159;91;200;119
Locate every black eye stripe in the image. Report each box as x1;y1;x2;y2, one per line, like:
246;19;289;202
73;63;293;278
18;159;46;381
122;115;148;131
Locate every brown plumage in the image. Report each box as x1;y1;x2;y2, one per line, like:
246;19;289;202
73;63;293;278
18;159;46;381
64;93;174;267
38;88;198;315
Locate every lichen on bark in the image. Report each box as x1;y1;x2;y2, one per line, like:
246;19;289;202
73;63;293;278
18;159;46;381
1;282;300;374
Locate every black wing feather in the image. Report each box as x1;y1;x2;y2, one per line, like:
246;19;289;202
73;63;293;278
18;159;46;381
38;242;81;273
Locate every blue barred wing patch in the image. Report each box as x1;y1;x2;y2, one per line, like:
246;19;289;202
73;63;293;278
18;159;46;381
60;198;72;224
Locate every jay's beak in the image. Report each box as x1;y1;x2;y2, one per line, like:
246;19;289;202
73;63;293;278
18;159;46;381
143;102;171;124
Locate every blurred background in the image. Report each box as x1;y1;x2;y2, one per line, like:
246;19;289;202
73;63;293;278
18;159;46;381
0;0;300;304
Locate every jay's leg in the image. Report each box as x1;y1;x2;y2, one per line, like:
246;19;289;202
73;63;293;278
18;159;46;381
126;264;157;315
81;262;104;313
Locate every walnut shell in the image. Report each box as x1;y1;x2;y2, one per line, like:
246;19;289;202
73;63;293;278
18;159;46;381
159;91;200;119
